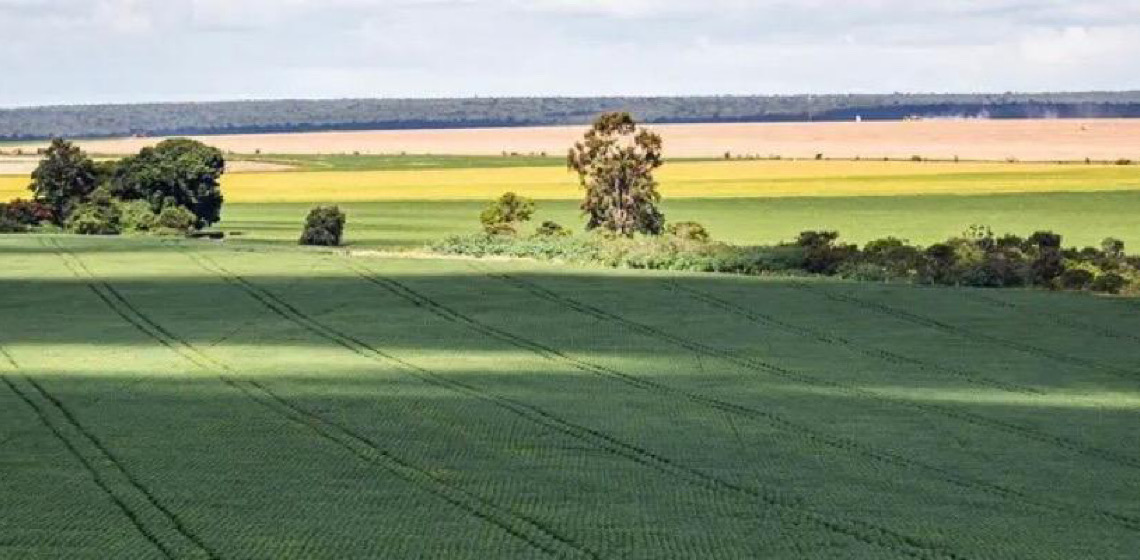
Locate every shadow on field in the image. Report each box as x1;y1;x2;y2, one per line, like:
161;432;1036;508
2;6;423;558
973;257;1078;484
2;367;1139;560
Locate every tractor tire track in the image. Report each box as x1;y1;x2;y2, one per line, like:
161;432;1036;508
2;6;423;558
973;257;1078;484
792;282;1140;383
475;267;1140;474
961;290;1140;345
668;280;1039;396
26;240;221;560
188;251;970;560
345;262;1140;534
47;242;596;560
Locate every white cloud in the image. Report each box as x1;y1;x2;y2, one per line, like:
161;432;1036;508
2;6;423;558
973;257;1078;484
0;0;1138;106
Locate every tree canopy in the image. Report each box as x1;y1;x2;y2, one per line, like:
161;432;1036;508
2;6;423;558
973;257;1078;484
109;138;226;227
568;112;665;236
28;138;99;224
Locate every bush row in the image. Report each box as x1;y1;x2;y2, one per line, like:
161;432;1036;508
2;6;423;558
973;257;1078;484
430;225;1139;295
1;195;198;236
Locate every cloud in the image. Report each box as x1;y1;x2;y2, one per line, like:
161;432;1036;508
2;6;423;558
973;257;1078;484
0;0;1138;106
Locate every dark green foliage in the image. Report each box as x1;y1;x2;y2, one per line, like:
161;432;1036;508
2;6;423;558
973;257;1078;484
110;138;225;227
117;199;158;232
3;198;54;226
1056;269;1095;290
479;192;535;235
666;221;711;242
795;231;857;275
1091;273;1127;294
65;191;122;235
1101;237;1125;259
568;112;665;236
533;221;570;238
0;214;24;233
6;93;1140;139
299;206;346;246
435;225;1138;294
860;237;923;279
155;205;198;234
28;138;99;224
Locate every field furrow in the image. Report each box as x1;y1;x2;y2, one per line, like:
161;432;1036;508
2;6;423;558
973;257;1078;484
182;250;964;560
342;260;1140;535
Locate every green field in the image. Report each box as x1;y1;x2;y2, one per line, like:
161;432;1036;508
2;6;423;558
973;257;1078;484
2;234;1139;558
219;190;1140;249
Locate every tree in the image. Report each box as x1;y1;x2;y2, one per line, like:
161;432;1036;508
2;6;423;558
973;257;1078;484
1024;231;1065;286
110;138;225;228
299;206;346;246
65;189;122;235
568;112;665;236
479;192;535;235
28;138;99;224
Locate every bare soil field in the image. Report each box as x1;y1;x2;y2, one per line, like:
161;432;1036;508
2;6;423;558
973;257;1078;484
4;119;1140;162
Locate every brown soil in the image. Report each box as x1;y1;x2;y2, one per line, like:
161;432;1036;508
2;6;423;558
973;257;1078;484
5;119;1140;162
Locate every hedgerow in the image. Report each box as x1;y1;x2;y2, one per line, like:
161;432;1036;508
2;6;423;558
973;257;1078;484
431;225;1139;295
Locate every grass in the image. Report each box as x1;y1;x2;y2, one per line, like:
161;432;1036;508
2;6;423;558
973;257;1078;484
1;234;1138;558
218;191;1140;249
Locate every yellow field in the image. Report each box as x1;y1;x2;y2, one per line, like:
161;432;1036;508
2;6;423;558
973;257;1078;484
3;160;1139;203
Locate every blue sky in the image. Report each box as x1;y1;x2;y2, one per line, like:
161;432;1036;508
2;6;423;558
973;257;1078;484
1;0;1138;107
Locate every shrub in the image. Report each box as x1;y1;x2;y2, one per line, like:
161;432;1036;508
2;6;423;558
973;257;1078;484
533;221;570;237
666;221;711;242
117;199;158;232
839;262;891;282
862;237;922;279
1090;273;1128;294
795;231;856;275
1101;237;1125;259
3;199;53;226
299;205;346;246
0;212;26;233
66;195;122;235
155;205;198;234
1056;269;1095;290
479;192;535;235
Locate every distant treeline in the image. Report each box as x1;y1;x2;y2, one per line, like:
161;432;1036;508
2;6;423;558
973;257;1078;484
4;92;1140;140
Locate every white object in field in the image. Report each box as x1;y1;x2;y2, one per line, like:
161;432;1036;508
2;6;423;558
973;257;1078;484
855;115;862;123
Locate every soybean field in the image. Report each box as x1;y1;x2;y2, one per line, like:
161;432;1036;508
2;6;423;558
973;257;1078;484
2;235;1138;559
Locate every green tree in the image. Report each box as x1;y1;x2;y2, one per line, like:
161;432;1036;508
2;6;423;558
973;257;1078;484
479;192;535;235
568;112;665;236
110;138;225;228
299;206;346;246
28;138;99;224
65;189;122;235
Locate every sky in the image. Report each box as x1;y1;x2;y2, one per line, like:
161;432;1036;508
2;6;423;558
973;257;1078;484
1;0;1139;107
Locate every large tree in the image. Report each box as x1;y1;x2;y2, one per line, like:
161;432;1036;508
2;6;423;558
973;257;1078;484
109;138;225;227
568;112;665;236
28;138;99;224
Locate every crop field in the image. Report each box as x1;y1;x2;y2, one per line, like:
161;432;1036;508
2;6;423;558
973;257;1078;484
6;158;1137;204
217;191;1140;249
2;234;1138;558
7;118;1140;161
